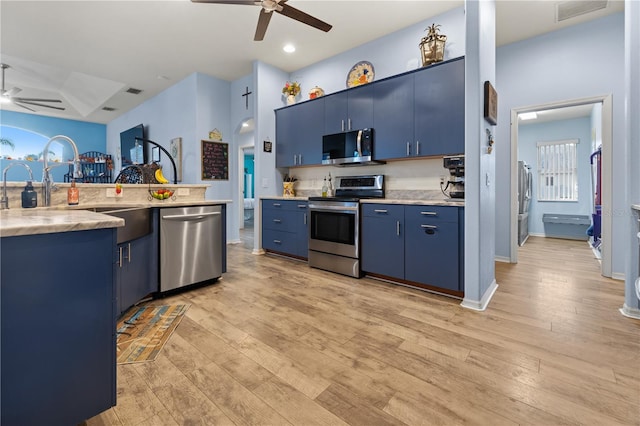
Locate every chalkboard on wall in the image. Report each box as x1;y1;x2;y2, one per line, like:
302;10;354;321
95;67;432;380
201;140;229;180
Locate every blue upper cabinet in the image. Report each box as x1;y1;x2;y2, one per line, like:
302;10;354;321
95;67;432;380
325;84;374;134
373;73;415;159
276;99;325;167
414;57;465;157
373;57;465;160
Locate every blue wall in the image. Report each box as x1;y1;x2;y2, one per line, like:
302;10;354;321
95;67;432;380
0;111;106;181
518;117;593;236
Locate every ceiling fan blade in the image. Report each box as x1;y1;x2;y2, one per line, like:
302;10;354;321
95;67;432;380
190;0;260;4
13;102;36;112
12;97;63;103
277;3;332;33
254;9;273;41
15;100;65;111
4;87;21;97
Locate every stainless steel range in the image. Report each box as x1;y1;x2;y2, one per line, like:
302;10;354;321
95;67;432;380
308;175;384;277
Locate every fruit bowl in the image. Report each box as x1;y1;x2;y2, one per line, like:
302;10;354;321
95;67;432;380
148;188;175;201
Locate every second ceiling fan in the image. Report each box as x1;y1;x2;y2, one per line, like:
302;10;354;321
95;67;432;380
192;0;332;41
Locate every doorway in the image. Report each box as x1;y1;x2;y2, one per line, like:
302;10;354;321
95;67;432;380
238;144;255;248
509;95;612;277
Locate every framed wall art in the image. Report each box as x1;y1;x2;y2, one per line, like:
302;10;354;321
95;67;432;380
484;81;498;125
170;137;182;182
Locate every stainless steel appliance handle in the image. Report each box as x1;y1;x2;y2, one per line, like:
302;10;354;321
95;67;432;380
162;212;221;220
357;130;363;157
309;205;358;213
421;211;437;216
421;224;438;229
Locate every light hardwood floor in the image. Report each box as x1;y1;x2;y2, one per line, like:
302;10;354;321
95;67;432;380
85;235;640;425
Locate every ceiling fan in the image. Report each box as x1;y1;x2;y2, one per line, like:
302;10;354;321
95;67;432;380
191;0;332;41
0;63;65;112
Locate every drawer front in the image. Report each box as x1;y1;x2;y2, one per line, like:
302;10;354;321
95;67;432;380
404;205;459;224
262;229;297;255
262;199;307;211
361;203;404;219
262;208;297;231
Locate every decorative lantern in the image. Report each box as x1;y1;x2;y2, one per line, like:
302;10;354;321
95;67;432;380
419;24;447;67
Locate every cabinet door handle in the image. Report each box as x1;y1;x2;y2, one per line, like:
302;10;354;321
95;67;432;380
341;119;345;132
127;243;131;263
348;118;352;131
273;219;281;223
293;154;297;165
421;211;437;216
374;209;388;213
299;154;303;164
396;221;401;236
118;246;123;268
298;204;307;209
274;240;281;244
406;142;411;156
416;141;420;156
421;224;438;229
273;203;281;207
304;213;307;225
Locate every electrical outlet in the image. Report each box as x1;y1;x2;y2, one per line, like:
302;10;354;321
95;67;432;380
440;176;446;185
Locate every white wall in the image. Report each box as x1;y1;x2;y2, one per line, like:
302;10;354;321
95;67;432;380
495;13;626;275
518;117;593;236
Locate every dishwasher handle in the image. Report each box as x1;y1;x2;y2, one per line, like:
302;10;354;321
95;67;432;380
162;211;221;221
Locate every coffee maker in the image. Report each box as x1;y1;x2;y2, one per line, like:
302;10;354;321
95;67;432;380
441;155;464;199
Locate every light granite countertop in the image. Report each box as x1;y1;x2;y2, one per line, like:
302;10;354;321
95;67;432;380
0;200;232;237
260;196;464;206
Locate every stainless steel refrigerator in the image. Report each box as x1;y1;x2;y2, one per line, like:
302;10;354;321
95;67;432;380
517;160;532;246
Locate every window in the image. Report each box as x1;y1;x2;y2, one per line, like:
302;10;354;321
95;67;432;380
537;139;579;201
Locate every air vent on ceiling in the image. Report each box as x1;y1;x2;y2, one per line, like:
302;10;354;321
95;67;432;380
556;0;608;22
125;87;143;95
102;106;116;111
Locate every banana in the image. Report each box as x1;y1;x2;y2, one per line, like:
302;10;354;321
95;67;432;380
155;168;169;184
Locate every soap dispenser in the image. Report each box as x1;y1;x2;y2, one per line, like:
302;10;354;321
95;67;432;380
21;181;38;208
67;180;79;205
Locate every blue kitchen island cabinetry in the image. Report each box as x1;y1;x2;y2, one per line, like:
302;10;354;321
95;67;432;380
324;83;374;134
1;228;116;425
361;203;464;296
262;199;308;259
275;99;325;167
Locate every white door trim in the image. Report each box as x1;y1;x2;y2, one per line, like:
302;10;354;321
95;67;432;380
509;94;612;278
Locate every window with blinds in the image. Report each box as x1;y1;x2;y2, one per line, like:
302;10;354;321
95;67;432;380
537;139;579;201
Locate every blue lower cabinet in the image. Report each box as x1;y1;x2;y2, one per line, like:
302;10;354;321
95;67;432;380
361;203;464;294
361;205;404;278
261;199;308;259
1;228;116;425
117;233;156;316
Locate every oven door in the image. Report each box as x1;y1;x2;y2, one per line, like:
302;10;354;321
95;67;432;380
308;201;359;259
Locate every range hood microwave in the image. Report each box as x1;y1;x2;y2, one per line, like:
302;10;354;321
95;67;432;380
322;128;385;166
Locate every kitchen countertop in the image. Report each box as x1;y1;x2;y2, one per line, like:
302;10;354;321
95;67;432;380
632;204;640;211
261;196;464;207
0;200;232;237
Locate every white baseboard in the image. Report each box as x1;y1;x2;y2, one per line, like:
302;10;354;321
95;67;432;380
611;272;625;281
226;239;241;245
619;303;640;320
495;256;511;263
252;248;265;255
461;279;498;311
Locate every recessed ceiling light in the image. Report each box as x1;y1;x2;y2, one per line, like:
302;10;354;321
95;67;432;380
283;44;296;53
519;112;538;120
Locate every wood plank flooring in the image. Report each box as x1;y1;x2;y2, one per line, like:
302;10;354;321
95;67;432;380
85;235;640;425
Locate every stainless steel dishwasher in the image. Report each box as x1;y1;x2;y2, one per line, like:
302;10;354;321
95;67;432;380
159;205;222;292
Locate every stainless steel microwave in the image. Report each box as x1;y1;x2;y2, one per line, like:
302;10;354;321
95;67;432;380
322;128;382;166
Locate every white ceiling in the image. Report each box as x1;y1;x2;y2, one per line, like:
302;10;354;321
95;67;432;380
518;103;596;125
0;0;624;124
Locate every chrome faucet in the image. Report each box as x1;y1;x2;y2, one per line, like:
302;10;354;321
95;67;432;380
42;135;82;206
1;163;34;209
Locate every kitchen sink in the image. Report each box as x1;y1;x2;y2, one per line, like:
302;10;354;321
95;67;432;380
90;207;152;244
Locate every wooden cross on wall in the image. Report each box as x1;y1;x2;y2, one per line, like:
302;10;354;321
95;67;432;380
242;86;252;110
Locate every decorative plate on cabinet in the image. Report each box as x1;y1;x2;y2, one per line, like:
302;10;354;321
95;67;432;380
346;61;375;88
